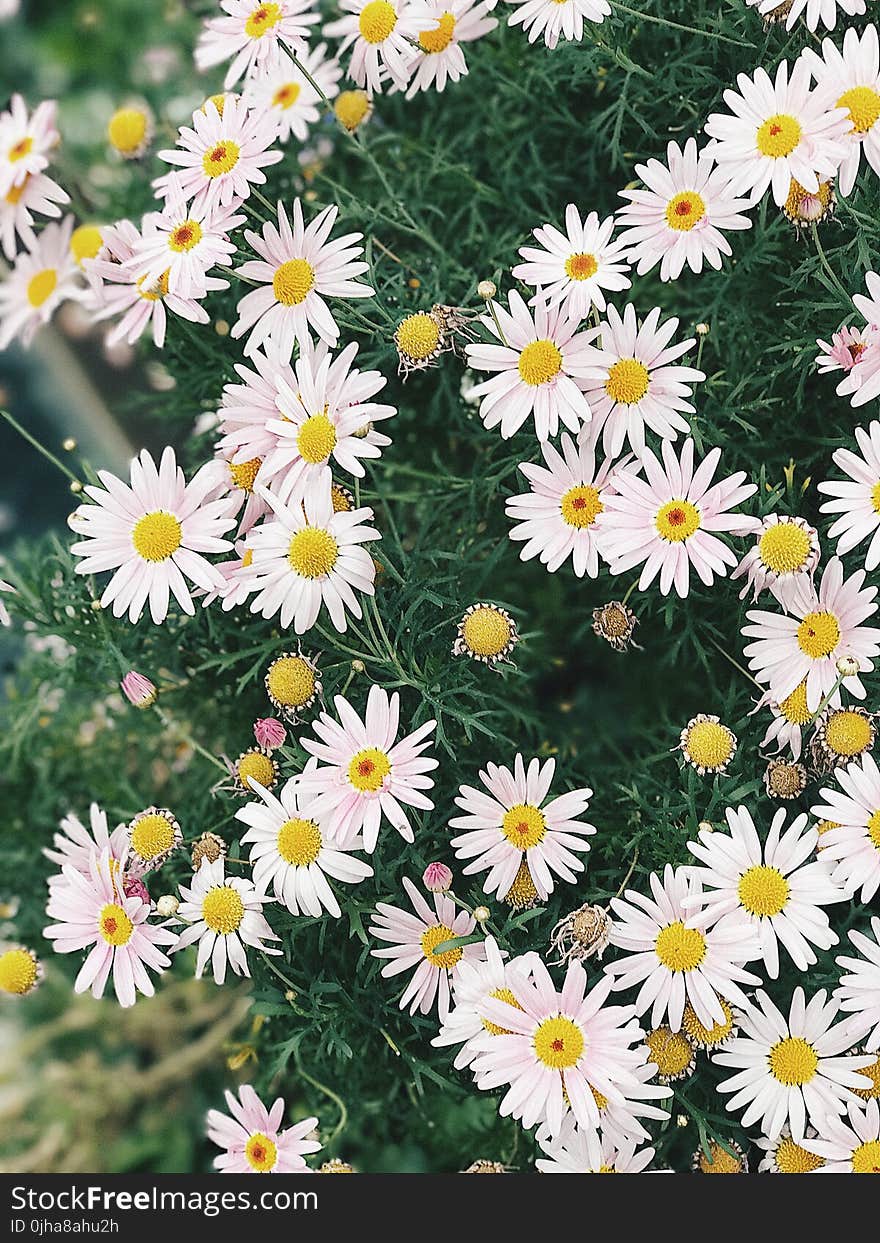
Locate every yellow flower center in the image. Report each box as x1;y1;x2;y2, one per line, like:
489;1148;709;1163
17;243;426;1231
272;81;302;109
797;610;840;659
774;1136;825;1174
8;135;32;162
664;190;706;232
684;719;734;769
130;812;176;862
98;902;134;947
419;11;455;52
334;90;370;132
501;803;546;849
855;1055;880;1100
560;484;603;528
331;483;353;513
70;225;103;267
236;750;276;791
245;1132;278;1172
277;817;322;866
229;457;261;492
245;2;282;38
297;413;337;464
204;94;229;117
646;1026;694;1078
132;510;182;562
481;986;522;1036
533;1015;584;1070
347;746;391;792
287;527;338;578
0;948;38;995
768;1036;818;1086
779;680;811;725
682;999;734;1047
201;885;245;934
564;251;598;280
504;858;538;910
871;480;880;514
837;85;880;134
824;710;873;758
201;140;241;178
758;522;811;574
168;219;203;253
461;606;512;658
518;339;563;386
655;921;706;972
868;809;880;851
107;108;148;155
605;357;650;404
420;923;462;969
266;654;316;707
697;1142;743;1174
396;312;440;360
359;0;397;42
5;176;28;205
655;498;701;543
241;548;254;567
784;177;834;223
851;1140;880;1174
26;267;57;309
137;271;169;301
273;258;315;306
738;865;789;917
756;113;802;158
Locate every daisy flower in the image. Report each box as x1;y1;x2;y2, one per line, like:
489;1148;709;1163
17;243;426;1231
205;451;272;539
198;539;260;611
0;96;59;194
231;199;373;357
369;876;484;1020
511;205;631;319
731;514;820;608
840;272;880;407
704;58;851;208
0;216;79;350
43;850;175;1008
712;986;872;1141
505;430;634;578
0;169;69;261
154;98;282;215
405;0;498;98
605;864;762;1033
811;753;880;902
216;346;297;466
195;0;319;90
685;806;845;980
244;45;342;143
131;197;244;302
753;679;839;762
742;556;880;711
597;438;758;598
236;772;373;917
804;24;880;197
172;857;280;984
245;484;379;634
834;917;880;1051
755;1125;826;1174
750;0;866;34
505;0;611;50
819;421;880;570
449;753;595;902
68;446;236;625
43;803;127;881
578;303;705;457
616;138;752;282
535;1115;658;1174
463;291;595;442
206;1085;321;1174
296;685;437;850
802;1097;880;1172
324;0;436;94
816;324;879;376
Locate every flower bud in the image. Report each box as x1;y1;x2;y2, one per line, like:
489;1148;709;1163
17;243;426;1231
120;670;158;709
254;717;287;750
156;895;179;917
473;905;491;923
477;280;497;301
422;862;453;893
836;655;860;678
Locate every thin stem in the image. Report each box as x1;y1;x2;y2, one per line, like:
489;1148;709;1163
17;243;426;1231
809;672;845;724
250;186;276;215
1;408;80;484
610;1;755;47
621;577;640;607
487;299;509;347
217;264;261;288
708;636;763;690
612;848;640;900
811;224;855;308
155;706;228;773
294;1050;349;1145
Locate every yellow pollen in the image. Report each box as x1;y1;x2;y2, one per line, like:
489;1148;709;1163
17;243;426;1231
501;803;546;850
419;11;455;52
241;548;254;568
461;607;512;658
759;522;811;574
646;1026;694;1078
331;483;354;513
137;271;169;301
202;885;245;934
267;655;316;707
273;257;315;306
236;750;277;791
70;225;103;267
0;948;38;995
272;81;302;109
655;921;706;972
359;0;397;43
590;1085;608;1112
824;710;873;758
756;113;802;158
664;190;706;232
8;136;32;162
297;413;337;464
697;1141;743;1174
334;90;370;132
851;1139;880;1173
854;1055;880;1100
277;817;322;866
420;923;462;969
775;1136;825;1173
396;312;440;360
565;251;598;280
655;498;701;542
132;510;182;562
738;865;789;917
684;719;734;769
784;177;834;222
682;1000;734;1047
797;610;840;659
868;809;880;850
4;176;28;205
287;526;338;578
605;357;650;404
560;484;603;528
245;1132;278;1173
245;2;282;38
26;268;57;309
518;339;563;387
229;457;261;492
168;219;203;253
533;1016;584;1070
768;1036;818;1086
504;858;538;910
130;813;176;862
481;986;522;1036
347;746;391;793
99;902;133;947
837;85;880;134
204;94;229;117
201;140;241;178
107;108;148;155
779;680;811;725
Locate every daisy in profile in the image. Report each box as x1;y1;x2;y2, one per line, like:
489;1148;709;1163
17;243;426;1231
244;46;341;144
616;139;752;282
236;771;373;917
704;59;851;207
205;451;272;539
505;0;610;49
0;168;69;261
154;98;282;214
578;303;705;457
0;215;79;349
535;1116;658;1174
132;197;244;301
511;205;631;319
464;291;595;442
324;0;436;93
297;685;437;850
834;916;880;1051
755;1125;825;1174
195;0;319;89
0;95;59;194
712;986;872;1141
449;754;595;902
819;421;880;570
369;876;484;1020
742;556;880;711
804;24;880;197
44;803;127;881
44;850;175;1007
245;485;379;633
405;0;498;98
505;430;634;578
803;1098;880;1172
731;514;820;607
232;199;373;357
811;754;880;902
750;0;866;35
206;1085;320;1174
753;679;835;762
68;446;235;625
172;857;280;984
597;438;758;598
605;864;761;1033
685;806;845;979
840;272;880;407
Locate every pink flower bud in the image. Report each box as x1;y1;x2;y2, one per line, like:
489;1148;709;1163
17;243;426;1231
423;862;453;893
254;717;287;750
123;875;150;904
120;670;157;709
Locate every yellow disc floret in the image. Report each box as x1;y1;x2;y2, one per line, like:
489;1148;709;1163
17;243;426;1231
779;681;811;725
664;191;706;232
501;803;546;849
697;1141;744;1174
130;813;176;862
273;258;315;306
774;1135;825;1173
132;511;182;562
645;1026;694;1079
359;0;397;43
797;610;840;659
837;85;880;134
245;1132;278;1172
481;986;522;1036
768;1036;818;1086
168;219;203;253
202;885;245;934
0;948;39;995
108;107;149;156
851;1139;880;1174
565;252;598;280
683;719;735;770
229;457;261;492
277;818;322;866
655;921;706;972
605;357;650;404
396;312;441;360
99;902;134;947
419;11;455;52
460;606;513;658
758;522;811;574
518;339;563;386
70;225;103;267
682;999;734;1048
27;268;57;308
201;140;241;178
756;113;802;158
266;654;316;708
824;710;873;758
334;90;371;132
236;750;277;791
420;923;462;969
738;865;789;917
560;484;603;528
348;746;392;792
287;527;338;577
655;498;700;542
297;414;337;464
245;2;282;38
503;858;539;909
533;1016;584;1069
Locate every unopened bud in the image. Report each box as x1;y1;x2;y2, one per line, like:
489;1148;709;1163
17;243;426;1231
70;480;83;494
62;438;77;452
351;659;365;674
120;670;157;709
156;895;179;917
477;280;496;301
695;322;710;336
837;655;860;678
422;862;453;893
254;717;287;750
473;905;490;923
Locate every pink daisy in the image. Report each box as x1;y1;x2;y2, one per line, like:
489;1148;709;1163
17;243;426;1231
206;1085;321;1174
0;95;59;194
841;272;880;407
834;916;880;1051
405;0;498;99
511;204;631;319
0;215;80;350
730;513;820;608
818;420;880;571
244;45;342;144
0;169;69;261
811;753;880;903
44;803;127;883
195;0;319;90
171;857;281;985
132;196;245;301
216;346;297;467
505;0;611;50
324;0;436;95
803;23;880;197
815;324;879;379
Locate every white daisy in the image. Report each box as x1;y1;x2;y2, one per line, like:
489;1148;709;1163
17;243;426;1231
819;421;880;570
131;197;244;301
44;803;128;884
195;0;319;90
841;272;880;407
405;0;498;98
535;1115;658;1173
834;916;880;1052
511;205;631;319
811;753;880;902
749;0;866;35
324;0;436;94
0;169;69;262
216;346;297;466
804;23;880;197
172;857;281;984
0;215;79;349
206;1084;320;1174
755;1124;826;1174
244;45;342;144
802;1097;880;1172
0;95;59;195
730;513;820;608
505;0;610;50
752;679;839;762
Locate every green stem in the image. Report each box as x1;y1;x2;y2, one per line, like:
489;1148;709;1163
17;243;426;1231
610;1;755;47
155;706;228;773
811;224;855;308
708;637;763;690
294;1051;349;1145
809;672;844;724
621;577;640;607
1;408;80;484
487;299;509;346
